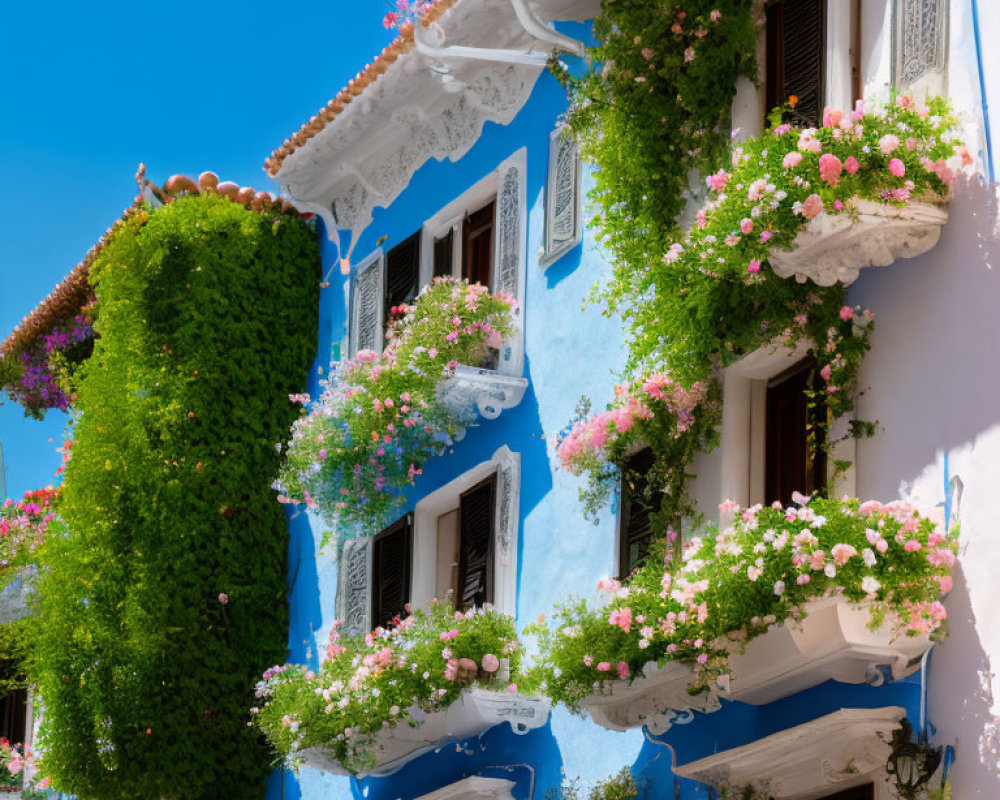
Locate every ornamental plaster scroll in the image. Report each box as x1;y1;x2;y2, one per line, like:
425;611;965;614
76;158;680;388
673;707;905;800
321;63;540;248
768;200;949;286
892;0;948;100
491;446;521;613
298;688;548;777
580;660;722;735
336;537;372;638
437;366;529;421
493;149;528;376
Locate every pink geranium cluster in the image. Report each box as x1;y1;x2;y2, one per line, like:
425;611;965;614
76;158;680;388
382;0;435;30
665;93;962;283
0;486;61;583
556;374;710;475
277;277;516;538
535;495;956;706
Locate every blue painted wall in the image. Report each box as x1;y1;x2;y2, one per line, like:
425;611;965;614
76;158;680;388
268;26;930;800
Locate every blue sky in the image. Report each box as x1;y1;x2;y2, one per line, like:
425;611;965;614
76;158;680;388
0;1;394;499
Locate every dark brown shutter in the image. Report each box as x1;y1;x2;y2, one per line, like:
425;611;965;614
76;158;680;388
618;448;660;578
371;516;412;628
457;475;496;610
765;361;827;507
818;783;874;800
766;0;826;126
462;201;495;290
384;231;421;322
433;230;454;278
0;688;27;745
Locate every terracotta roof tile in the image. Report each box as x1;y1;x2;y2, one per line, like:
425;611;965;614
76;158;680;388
263;0;461;178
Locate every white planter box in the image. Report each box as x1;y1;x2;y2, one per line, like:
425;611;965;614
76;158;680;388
437;365;528;421
769;199;948;286
580;660;721;735
582;596;931;733
298;688;549;778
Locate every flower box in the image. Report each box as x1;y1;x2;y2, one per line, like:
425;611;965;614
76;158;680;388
437;365;528;421
582;596;930;733
721;595;931;706
298;688;549;778
769;200;948;286
580;660;721;735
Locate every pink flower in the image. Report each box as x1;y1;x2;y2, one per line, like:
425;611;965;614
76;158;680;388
760;230;773;242
747;259;761;274
597;661;611;672
507;683;518;693
740;218;753;234
609;607;633;633
823;107;844;127
818;153;843;185
889;158;906;178
382;12;399;28
833;199;844;211
852;99;865;121
481;653;500;673
597;578;621;594
935;575;954;595
783;151;803;169
797;573;811;585
706;169;730;192
800;193;824;219
710;9;722;21
671;22;682;34
879;134;900;155
696;653;709;665
876;538;889;554
904;540;923;552
844;156;860;174
218;593;229;605
839;305;854;321
641;47;654;60
820;364;832;382
831;543;858;566
617;661;630;679
583;654;593;666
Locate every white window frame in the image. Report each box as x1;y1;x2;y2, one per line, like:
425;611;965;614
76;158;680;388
410;445;520;616
540;125;583;268
419;149;528;377
718;339;855;512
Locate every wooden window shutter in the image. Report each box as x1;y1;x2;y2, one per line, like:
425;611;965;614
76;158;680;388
764;361;827;507
766;0;826;126
433;229;454;278
618;448;660;578
0;688;27;745
350;252;385;357
462;202;495;290
544;128;582;263
457;475;496;610
384;231;421;322
371;516;412;629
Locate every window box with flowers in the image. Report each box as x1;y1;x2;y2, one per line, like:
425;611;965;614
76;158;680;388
680;95;962;291
253;600;548;778
277;277;519;537
527;497;955;734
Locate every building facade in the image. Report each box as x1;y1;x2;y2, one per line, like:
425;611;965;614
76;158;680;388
258;1;1000;800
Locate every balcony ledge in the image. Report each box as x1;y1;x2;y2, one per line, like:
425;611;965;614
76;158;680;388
769;200;948;286
298;688;549;778
673;706;905;800
580;596;931;734
438;365;528;421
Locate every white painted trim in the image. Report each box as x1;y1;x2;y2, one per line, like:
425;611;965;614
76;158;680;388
540;125;583;267
414;776;517;800
420;169;498;287
673;706;906;800
411;446;520;616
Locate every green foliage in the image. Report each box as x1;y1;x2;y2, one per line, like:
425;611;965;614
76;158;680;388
553;768;640;800
253;599;521;775
553;0;756;281
278;277;515;538
27;194;320;800
526;497;955;709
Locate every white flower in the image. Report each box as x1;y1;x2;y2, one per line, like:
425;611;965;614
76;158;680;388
824;563;837;578
390;705;400;716
862;548;877;567
747;565;762;581
861;575;881;595
773;580;786;596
